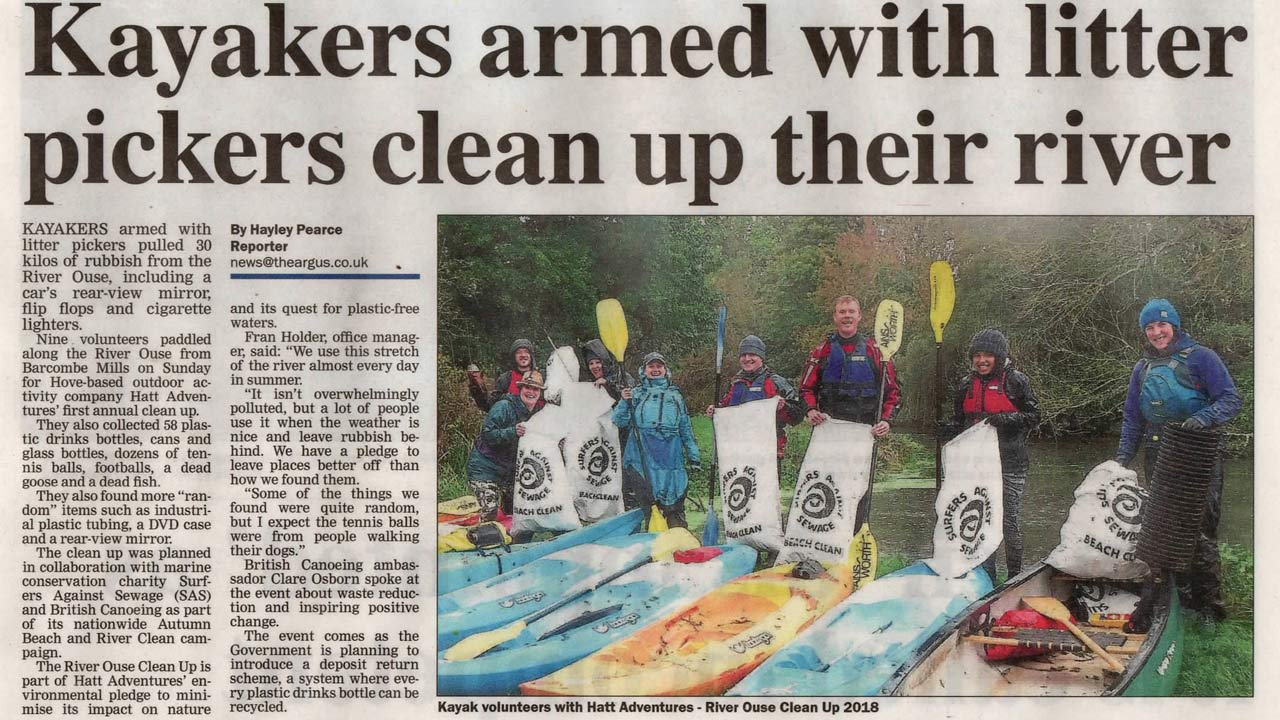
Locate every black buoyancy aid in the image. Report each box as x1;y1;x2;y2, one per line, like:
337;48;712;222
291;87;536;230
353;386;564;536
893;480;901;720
820;334;880;419
962;372;1018;422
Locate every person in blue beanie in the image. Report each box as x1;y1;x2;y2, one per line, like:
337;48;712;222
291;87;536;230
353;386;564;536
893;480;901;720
614;352;702;529
1117;298;1241;623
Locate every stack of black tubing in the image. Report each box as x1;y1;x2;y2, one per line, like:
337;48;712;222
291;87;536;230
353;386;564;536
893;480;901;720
1136;426;1219;571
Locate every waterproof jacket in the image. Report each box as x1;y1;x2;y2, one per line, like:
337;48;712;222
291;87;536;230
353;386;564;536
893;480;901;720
467;393;545;484
612;376;701;505
1118;331;1241;463
579;339;631;401
947;361;1041;473
717;367;804;457
800;332;901;423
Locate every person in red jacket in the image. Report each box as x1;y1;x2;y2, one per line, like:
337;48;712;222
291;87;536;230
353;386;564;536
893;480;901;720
799;296;901;433
799;295;901;532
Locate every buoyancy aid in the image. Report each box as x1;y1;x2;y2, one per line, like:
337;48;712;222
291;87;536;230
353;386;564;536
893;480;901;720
727;372;779;406
963;371;1019;422
1139;346;1208;424
820;334;880;419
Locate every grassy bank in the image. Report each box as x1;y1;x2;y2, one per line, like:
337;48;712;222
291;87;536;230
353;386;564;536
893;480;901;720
1174;543;1254;696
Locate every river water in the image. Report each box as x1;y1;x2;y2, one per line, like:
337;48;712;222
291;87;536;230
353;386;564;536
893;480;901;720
867;434;1255;567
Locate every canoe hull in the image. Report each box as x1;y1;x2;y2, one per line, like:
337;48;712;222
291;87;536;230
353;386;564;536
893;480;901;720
884;563;1183;697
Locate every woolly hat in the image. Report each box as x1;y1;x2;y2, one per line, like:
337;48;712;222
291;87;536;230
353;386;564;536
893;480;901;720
968;328;1009;366
738;335;767;360
1139;299;1181;329
641;351;667;368
510;338;534;355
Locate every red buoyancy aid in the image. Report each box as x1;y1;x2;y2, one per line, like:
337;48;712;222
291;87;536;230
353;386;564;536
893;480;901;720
962;372;1018;421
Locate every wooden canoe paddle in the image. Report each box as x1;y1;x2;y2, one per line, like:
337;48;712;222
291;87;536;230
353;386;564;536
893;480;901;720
1023;596;1126;673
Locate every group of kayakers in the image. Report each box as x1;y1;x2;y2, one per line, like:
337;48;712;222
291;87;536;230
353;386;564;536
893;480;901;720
460;295;1240;623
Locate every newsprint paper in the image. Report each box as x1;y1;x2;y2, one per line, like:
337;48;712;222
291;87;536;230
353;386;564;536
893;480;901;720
1;1;1274;719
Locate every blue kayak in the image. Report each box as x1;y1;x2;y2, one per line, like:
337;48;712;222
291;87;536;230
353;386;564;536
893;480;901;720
729;561;993;696
439;545;758;695
437;509;644;595
438;531;678;651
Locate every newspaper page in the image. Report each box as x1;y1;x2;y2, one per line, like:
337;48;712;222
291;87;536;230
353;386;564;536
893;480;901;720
1;0;1271;718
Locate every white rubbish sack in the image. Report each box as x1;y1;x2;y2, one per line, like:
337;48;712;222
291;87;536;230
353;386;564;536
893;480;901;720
777;420;874;565
543;346;580;403
714;398;784;553
924;422;1004;578
559;383;624;522
512;404;582;534
1044;460;1150;580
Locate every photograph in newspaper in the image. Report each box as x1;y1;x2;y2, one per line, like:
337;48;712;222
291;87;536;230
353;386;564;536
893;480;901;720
435;214;1253;697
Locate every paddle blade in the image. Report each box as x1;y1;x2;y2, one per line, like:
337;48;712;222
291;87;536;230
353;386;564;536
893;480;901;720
873;299;905;361
701;497;720;546
444;619;528;662
648;505;669;532
714;305;727;369
596;299;629;362
848;524;879;591
929;261;955;344
1022;596;1073;624
653;527;700;560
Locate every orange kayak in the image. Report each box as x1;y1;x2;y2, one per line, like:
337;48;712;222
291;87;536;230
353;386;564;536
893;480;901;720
520;562;854;696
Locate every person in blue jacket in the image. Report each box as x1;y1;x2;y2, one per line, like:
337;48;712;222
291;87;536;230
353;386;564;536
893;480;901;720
614;352;702;529
1117;299;1241;622
467;370;547;522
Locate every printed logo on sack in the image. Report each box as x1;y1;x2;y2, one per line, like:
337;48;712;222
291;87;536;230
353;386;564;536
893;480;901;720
1111;483;1145;526
517;452;552;501
796;471;842;533
729;631;774;654
723;467;758;524
942;488;991;556
1077;583;1106;603
577;437;617;487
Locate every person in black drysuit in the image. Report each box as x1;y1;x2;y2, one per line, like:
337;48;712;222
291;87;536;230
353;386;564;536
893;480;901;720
1117;299;1241;626
943;329;1041;583
476;338;539;412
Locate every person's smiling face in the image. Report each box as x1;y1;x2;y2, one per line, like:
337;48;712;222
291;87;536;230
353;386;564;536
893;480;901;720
1145;321;1176;352
833;299;861;337
972;351;997;376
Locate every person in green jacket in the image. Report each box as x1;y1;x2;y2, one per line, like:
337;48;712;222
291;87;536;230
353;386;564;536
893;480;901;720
467;371;547;521
614;353;701;529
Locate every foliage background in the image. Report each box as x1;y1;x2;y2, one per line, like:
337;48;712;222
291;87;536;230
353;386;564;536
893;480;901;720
437;215;1254;479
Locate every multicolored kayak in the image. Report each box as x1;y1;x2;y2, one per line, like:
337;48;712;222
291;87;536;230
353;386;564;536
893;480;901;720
438;545;758;695
438;529;698;652
437;509;644;595
520;560;855;696
730;562;993;695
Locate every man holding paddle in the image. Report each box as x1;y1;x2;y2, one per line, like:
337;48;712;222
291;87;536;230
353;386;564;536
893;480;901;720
800;295;901;533
799;296;901;435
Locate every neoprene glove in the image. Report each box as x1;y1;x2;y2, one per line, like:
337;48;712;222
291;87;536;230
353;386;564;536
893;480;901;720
1182;416;1210;431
